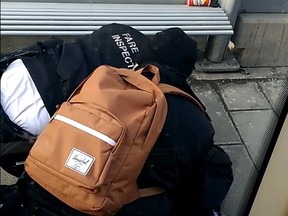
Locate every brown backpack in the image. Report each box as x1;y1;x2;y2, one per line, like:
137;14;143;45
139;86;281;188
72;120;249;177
25;64;204;216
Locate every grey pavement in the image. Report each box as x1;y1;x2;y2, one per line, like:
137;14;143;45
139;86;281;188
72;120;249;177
1;66;288;216
189;67;287;216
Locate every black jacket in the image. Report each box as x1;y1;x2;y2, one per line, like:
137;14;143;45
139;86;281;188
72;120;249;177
138;63;214;189
20;23;149;116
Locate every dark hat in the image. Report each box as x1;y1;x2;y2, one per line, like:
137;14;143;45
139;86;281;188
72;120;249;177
136;27;198;76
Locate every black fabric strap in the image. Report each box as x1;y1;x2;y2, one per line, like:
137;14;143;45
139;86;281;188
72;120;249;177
37;42;65;109
0;104;36;142
1;50;39;76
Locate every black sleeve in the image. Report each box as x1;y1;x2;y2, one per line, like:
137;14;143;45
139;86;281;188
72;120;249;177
138;94;215;190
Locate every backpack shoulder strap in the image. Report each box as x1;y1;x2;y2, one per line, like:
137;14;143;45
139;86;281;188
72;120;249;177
157;83;206;113
1;50;39;76
139;187;166;197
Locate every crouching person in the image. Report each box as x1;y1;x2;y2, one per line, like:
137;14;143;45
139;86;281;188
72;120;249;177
1;27;233;216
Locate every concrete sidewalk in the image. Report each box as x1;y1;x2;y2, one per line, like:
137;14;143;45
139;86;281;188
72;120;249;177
1;66;287;216
189;66;287;216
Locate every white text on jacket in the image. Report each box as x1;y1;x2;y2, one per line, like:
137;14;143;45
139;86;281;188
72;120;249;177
112;33;140;68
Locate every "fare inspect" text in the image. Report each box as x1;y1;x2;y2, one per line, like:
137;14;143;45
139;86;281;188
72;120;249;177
112;33;140;69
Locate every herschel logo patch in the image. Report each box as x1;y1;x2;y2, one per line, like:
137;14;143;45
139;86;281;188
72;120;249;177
65;148;95;175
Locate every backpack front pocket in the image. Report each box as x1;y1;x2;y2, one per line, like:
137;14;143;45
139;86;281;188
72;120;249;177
28;102;126;189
